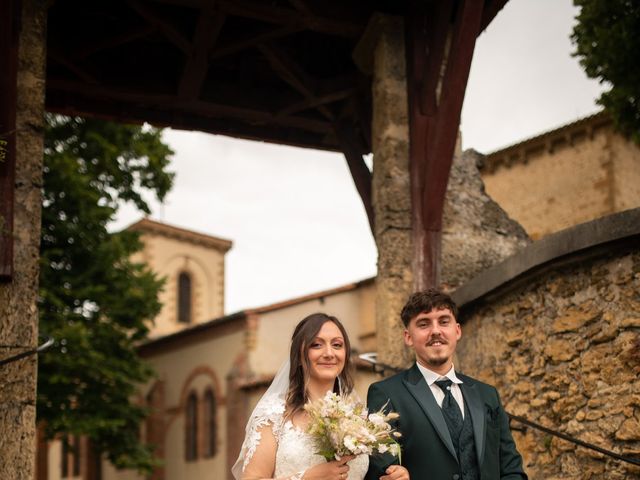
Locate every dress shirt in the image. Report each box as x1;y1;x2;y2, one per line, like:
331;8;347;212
416;362;465;418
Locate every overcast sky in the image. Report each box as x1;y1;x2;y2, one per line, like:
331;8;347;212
112;0;605;314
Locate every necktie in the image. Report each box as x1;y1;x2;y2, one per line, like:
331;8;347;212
435;379;463;445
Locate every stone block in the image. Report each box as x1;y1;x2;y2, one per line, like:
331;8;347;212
551;309;597;333
544;338;578;362
620;317;640;328
615;417;640;441
0;404;36;480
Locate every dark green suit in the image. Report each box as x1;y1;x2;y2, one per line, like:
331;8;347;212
365;365;527;480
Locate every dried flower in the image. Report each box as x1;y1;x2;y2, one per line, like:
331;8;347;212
304;392;402;463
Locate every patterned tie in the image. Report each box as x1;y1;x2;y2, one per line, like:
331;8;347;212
435;379;463;445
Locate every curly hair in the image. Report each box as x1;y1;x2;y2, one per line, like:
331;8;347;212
400;289;459;327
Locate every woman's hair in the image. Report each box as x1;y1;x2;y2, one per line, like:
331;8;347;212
285;313;354;415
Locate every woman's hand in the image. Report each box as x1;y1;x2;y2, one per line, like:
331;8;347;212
380;465;409;480
303;455;356;480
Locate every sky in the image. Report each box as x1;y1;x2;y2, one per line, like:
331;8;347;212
112;0;605;314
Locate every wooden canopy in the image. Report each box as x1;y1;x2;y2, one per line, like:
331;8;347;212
46;0;404;153
45;0;505;153
1;0;508;282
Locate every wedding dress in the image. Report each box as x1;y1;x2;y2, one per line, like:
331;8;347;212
242;393;369;479
232;361;369;480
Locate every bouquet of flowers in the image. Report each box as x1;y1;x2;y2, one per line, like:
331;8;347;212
305;391;402;462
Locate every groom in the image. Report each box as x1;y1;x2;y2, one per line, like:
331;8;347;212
365;289;527;480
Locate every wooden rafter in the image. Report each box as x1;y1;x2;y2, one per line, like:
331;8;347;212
258;43;334;121
277;88;352;117
129;0;191;54
287;0;314;16
46;93;336;152
44;0;509;156
481;0;509;32
210;26;301;60
48;46;100;84
148;0;202;7
218;0;363;38
178;0;226;100
353;81;372;152
334;119;374;233
70;25;156;61
47;78;332;133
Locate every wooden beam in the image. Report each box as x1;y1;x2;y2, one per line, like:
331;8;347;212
0;0;18;282
70;25;156;61
46;78;333;133
334;119;374;234
178;1;225;100
287;0;314;16
480;0;509;32
258;43;334;121
210;26;301;60
277;88;352;117
353;81;372;153
422;0;483;226
218;0;363;38
148;0;201;7
406;0;484;289
129;0;191;54
48;46;100;84
46;93;338;152
419;0;455;116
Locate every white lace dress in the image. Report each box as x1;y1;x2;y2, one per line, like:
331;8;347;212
239;394;369;480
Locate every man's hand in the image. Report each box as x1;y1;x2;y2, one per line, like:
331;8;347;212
380;465;409;480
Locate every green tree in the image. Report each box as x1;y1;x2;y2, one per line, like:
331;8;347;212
572;0;640;143
38;115;174;472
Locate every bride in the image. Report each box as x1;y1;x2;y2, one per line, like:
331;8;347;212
232;313;369;480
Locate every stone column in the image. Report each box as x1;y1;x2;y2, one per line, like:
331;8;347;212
0;1;46;479
356;15;414;369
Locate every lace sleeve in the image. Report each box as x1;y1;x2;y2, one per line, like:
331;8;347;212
231;394;287;478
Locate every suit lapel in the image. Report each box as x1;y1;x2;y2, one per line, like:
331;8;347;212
459;375;486;464
402;365;458;462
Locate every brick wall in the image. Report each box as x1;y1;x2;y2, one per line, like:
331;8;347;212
481;116;640;240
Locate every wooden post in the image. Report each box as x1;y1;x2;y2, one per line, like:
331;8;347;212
405;0;484;290
0;0;19;282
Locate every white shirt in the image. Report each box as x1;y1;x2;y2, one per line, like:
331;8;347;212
416;363;465;418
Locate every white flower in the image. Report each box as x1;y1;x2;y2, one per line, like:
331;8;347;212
368;413;385;426
388;443;400;456
378;443;389;454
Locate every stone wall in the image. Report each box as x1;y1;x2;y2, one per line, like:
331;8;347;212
442;148;529;290
455;216;640;479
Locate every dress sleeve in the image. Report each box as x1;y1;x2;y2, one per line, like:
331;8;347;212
235;396;307;480
241;422;307;480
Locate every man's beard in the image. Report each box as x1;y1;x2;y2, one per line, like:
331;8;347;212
426;355;448;367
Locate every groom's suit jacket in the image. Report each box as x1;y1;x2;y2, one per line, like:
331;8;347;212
365;364;527;480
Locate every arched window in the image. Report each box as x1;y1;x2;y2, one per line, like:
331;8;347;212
61;435;81;478
178;272;192;323
185;392;198;461
203;389;217;458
